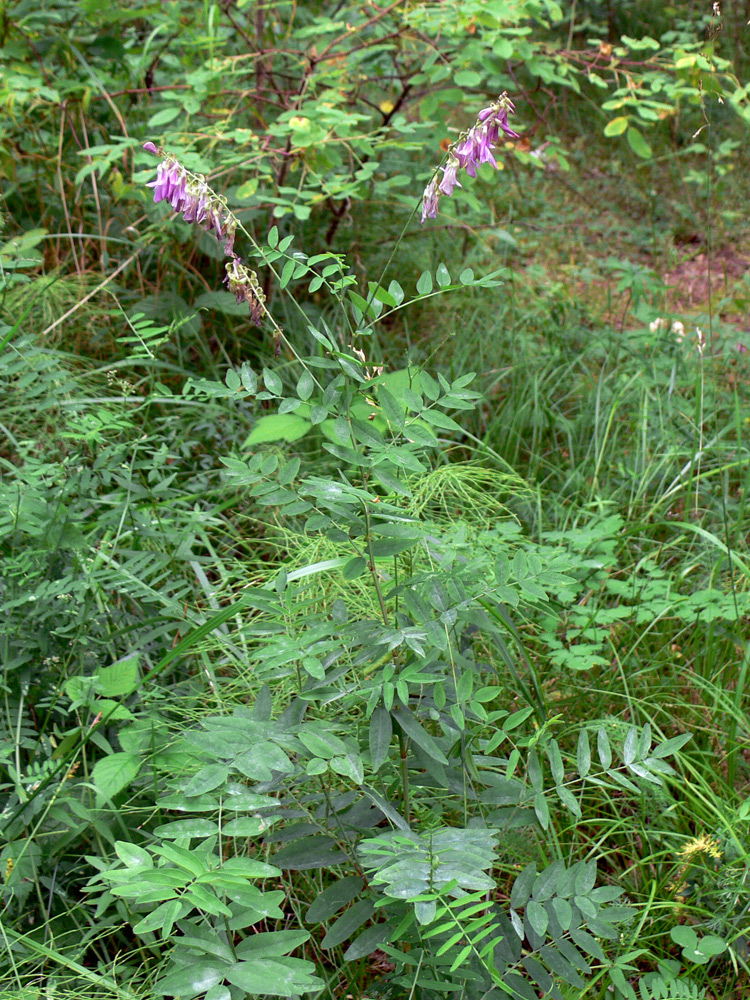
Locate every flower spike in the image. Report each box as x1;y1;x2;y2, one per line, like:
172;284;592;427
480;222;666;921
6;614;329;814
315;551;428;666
421;93;521;224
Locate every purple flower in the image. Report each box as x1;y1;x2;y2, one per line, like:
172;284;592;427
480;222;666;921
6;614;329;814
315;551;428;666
439;154;462;196
143;141;160;156
421;176;440;223
478;98;520;139
144;148;240;258
453;92;522;181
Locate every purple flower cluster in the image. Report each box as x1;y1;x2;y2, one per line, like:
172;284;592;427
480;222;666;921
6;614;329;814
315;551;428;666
143;142;236;256
224;258;265;326
143;142;264;325
421;93;521;223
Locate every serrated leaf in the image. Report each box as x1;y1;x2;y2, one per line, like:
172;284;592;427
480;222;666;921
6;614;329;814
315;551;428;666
92;752;141;801
96;657;139;697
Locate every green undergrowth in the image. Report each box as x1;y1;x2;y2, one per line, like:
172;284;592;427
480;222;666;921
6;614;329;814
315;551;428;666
4;2;750;999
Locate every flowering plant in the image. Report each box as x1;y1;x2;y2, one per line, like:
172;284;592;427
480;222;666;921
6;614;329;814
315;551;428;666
421;92;521;223
143;142;265;326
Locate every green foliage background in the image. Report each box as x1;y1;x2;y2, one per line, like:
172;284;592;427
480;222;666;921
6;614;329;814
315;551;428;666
2;2;750;999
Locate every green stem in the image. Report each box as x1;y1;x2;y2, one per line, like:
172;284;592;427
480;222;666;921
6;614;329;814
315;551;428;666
399;729;411;825
363;501;389;627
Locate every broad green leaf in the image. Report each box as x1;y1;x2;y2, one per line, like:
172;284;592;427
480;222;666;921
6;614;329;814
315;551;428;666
533;791;550;830
222;816;266;837
273;835;347;870
205;988;231;1000
651;732;691;758
435;262;451;287
244;414;311;445
546;739;564;785
296;370;314;400
388;279;404;305
235;929;310;958
604;115;629;136
183;764;229;797
226;958;322;997
114;841;152;868
148;105;182;127
597;727;612;769
526;899;548;937
155;962;224;997
321;899;375;948
421;408;462;433
92;752;141;801
262;368;283;395
420;371;440;400
377;386;405;429
626;126;652;159
510;864;537;908
576;729;591;778
344;921;391;961
153;818;219;840
391;707;449;765
416;270;433;295
96;657;139;696
133;898;184;936
233;742;294;781
297;729;347;759
369;706;392;772
306;876;364;922
623;725;638;766
329;752;364;785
